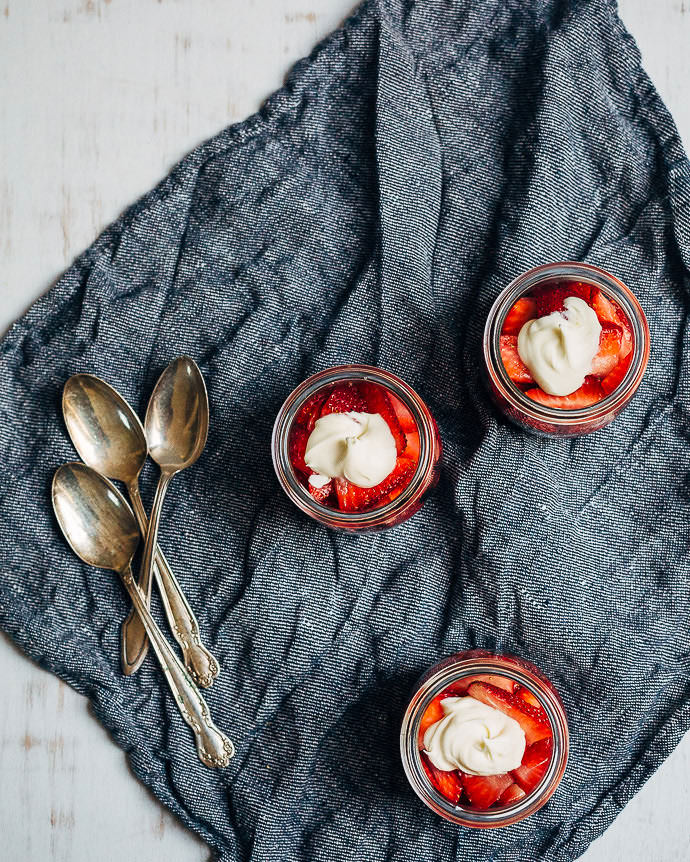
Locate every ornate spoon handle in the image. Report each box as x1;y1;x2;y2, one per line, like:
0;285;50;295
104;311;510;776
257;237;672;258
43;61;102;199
119;562;234;768
126;483;220;687
121;472;169;674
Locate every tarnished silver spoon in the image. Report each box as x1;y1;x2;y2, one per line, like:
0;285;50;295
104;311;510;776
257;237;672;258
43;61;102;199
62;373;219;686
134;357;210;680
52;462;234;768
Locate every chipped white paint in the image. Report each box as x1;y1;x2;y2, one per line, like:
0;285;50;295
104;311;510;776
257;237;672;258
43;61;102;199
0;1;689;859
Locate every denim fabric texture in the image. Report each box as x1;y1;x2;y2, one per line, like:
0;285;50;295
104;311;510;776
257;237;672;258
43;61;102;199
1;0;690;859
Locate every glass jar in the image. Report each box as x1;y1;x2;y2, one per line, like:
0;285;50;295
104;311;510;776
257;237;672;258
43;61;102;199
400;650;569;828
483;262;650;436
271;365;441;531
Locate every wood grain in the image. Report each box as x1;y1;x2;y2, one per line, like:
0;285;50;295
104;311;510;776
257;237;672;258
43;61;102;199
1;1;689;859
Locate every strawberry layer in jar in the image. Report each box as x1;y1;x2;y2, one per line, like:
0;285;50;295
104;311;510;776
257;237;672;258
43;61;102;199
400;651;569;828
483;262;650;436
272;365;441;531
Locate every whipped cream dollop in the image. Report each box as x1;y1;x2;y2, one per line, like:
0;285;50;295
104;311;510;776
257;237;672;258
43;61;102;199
517;296;602;396
305;411;396;488
423;697;526;776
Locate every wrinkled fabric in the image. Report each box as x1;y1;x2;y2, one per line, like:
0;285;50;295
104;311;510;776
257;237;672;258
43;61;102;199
1;0;690;859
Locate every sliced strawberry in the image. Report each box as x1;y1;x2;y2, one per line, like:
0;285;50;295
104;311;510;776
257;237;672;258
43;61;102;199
497;782;527;806
378;485;406;507
308;479;333;506
600;350;633;395
525;378;604;409
289;424;311;476
452;674;517;695
319;383;366;417
358;381;407;454
534;280;591;316
391;396;417;435
420;753;463;804
294;392;328;432
461;772;513;810
467;683;551;745
591;324;622;377
502;297;537;336
500;336;534;385
418;694;445;746
404;432;420;464
516;685;543;710
335;455;416;512
511;738;553;793
591;289;633;358
560;279;594;302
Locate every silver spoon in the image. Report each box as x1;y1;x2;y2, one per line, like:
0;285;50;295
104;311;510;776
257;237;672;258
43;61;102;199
52;462;234;768
62;374;219;686
135;356;210;679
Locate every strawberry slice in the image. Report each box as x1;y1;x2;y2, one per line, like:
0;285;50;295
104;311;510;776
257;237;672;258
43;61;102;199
358;381;407;454
308;479;333;506
420;753;463;804
392;397;417;435
511;738;553;793
335;455;416;512
590;325;622;377
451;674;517;695
525;378;604;409
516;685;543;710
289;424;311;476
467;683;551;746
502;297;537;336
461;772;513;810
404;431;420;464
497;782;527;806
500;336;534;385
294;392;328;431
418;694;445;746
534;280;591;316
591;289;633;358
600;350;633;395
319;383;366;417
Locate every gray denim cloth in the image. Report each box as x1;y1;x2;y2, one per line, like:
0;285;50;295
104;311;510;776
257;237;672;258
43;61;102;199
1;0;690;859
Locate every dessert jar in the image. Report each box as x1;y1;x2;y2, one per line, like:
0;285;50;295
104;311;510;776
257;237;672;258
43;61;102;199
271;365;442;531
483;262;650;436
400;650;569;828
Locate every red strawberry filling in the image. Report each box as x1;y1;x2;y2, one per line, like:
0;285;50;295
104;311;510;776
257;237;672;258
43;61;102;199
500;278;635;407
421;753;463;804
500;336;534;386
288;381;420;513
501;296;537;336
511;737;553;793
417;674;554;811
461;772;513;809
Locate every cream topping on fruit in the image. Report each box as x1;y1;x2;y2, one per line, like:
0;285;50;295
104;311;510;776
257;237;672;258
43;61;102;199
305;411;396;488
423;697;526;776
517;296;601;396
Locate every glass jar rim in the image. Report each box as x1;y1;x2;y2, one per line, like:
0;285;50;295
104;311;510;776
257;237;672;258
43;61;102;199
271;364;438;527
400;652;569;827
483;262;650;426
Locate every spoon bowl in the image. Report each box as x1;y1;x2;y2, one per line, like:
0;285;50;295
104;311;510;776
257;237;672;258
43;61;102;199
145;356;209;474
62;375;147;485
52;462;140;572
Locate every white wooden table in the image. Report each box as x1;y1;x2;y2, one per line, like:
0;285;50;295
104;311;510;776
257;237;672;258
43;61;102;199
1;2;689;859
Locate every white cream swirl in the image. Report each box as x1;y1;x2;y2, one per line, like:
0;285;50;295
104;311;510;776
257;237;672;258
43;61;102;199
517;296;602;396
304;411;396;488
423;697;526;776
